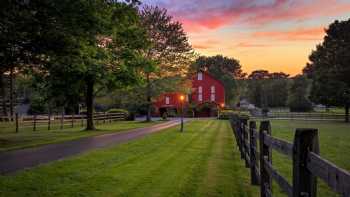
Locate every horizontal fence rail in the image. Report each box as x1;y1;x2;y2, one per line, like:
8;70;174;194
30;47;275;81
229;115;350;197
0;112;126;132
265;112;346;121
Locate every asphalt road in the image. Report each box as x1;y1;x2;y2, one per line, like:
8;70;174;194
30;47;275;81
0;120;182;175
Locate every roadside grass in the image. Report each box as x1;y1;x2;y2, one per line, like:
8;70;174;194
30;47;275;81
0;121;159;152
0;120;259;197
260;120;350;197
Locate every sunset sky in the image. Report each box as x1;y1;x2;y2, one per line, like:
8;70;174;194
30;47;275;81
143;0;350;76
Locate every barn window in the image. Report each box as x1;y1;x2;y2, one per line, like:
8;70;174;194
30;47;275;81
198;94;203;101
211;94;215;101
211;86;215;93
165;96;170;104
197;72;203;80
198;86;203;93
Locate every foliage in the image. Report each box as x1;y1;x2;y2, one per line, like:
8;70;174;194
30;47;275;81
27;92;48;115
287;75;313;112
303;19;350;121
246;70;289;108
11;0;150;129
140;6;193;121
191;55;245;106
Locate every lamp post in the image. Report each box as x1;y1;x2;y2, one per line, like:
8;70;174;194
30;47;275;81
180;95;185;132
218;103;225;119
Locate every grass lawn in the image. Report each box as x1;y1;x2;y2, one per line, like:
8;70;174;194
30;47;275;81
0;121;160;152
264;120;350;197
0;120;258;197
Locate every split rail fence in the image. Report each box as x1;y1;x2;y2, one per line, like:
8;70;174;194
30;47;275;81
229;115;350;197
0;112;126;133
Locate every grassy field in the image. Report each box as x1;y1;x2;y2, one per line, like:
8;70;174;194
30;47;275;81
0;120;258;197
264;120;350;197
0;121;159;152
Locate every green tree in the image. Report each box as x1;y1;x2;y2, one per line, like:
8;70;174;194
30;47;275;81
246;70;289;108
287;75;312;112
191;55;245;106
4;0;149;129
247;70;270;108
304;19;350;121
140;6;193;122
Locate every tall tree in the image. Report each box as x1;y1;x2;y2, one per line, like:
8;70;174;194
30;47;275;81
246;70;289;108
47;1;149;130
191;55;245;106
3;0;149;129
304;19;350;122
287;75;312;112
140;6;193;122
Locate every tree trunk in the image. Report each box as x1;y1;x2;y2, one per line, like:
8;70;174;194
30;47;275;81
0;73;8;118
146;73;152;122
9;67;14;121
85;78;95;130
345;103;349;123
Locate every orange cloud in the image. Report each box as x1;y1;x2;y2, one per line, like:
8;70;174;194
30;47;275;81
191;39;219;50
236;42;271;48
253;27;325;41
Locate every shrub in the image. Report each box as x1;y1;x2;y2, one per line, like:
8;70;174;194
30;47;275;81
218;109;250;119
107;108;131;120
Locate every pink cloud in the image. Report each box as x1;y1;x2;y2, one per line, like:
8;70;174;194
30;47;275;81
155;0;350;32
253;27;325;41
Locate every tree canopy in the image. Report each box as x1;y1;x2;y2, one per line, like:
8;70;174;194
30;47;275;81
1;0;151;129
304;18;350;121
140;6;193;121
246;70;289;108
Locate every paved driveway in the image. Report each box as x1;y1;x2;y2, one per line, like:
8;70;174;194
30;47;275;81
0;120;183;175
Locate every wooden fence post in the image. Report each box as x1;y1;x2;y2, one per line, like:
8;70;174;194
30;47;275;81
104;112;106;124
81;115;84;127
259;120;272;197
293;128;319;197
48;113;51;130
238;119;244;159
241;117;249;167
15;113;19;133
60;112;64;130
33;114;37;131
249;121;259;185
70;114;73;128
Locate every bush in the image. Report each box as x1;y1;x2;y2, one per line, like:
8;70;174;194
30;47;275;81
28;94;48;115
107;108;129;115
107;108;132;120
218;109;250;120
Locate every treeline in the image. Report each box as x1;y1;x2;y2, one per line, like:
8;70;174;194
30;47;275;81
242;18;350;122
240;70;312;112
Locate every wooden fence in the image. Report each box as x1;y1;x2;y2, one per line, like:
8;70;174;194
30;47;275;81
230;115;350;197
1;112;126;132
266;112;346;121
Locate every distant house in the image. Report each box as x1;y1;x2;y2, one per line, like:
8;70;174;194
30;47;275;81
153;72;225;117
239;99;255;110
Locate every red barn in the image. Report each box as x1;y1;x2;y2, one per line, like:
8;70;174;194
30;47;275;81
153;72;225;117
